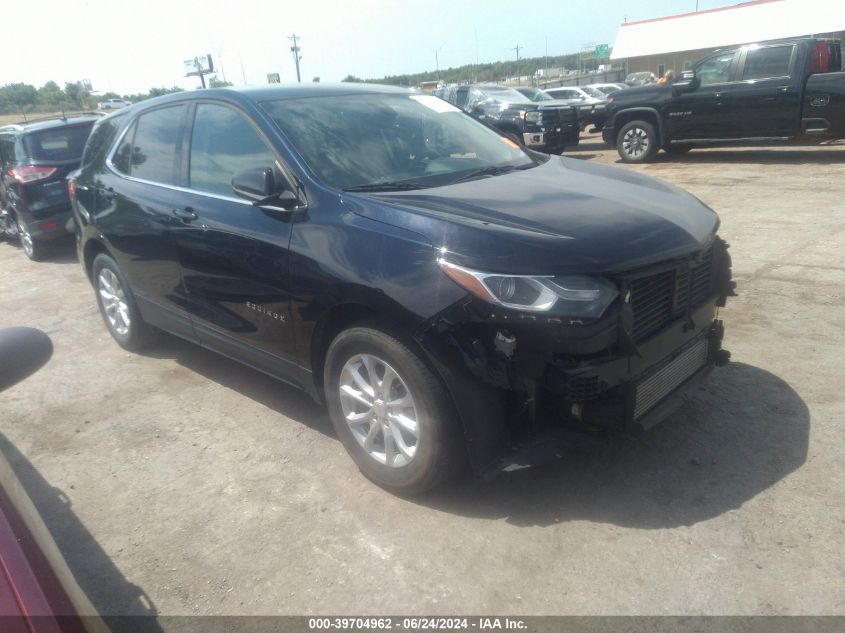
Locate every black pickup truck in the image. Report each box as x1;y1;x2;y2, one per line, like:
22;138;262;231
603;39;845;162
436;84;580;153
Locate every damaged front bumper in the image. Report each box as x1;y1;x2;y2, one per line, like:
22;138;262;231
416;238;736;477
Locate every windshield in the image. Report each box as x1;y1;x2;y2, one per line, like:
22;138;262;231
517;88;552;102
478;87;533;103
24;123;93;161
581;86;605;99
262;93;537;190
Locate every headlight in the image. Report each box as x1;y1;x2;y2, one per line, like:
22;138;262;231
524;111;541;124
438;260;619;318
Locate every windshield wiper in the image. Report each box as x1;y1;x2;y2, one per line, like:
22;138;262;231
451;163;532;184
342;181;427;192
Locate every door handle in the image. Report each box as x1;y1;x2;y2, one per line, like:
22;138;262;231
778;85;793;93
714;92;724;99
171;207;198;222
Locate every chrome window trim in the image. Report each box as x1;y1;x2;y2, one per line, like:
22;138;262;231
104;108;253;207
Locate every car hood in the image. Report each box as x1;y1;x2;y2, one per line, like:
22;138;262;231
612;83;669;103
342;157;719;275
534;99;579;108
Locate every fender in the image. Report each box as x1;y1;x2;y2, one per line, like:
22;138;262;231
611;106;666;144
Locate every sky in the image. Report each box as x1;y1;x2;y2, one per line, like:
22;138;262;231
1;0;746;94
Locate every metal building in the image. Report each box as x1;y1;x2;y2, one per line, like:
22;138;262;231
611;0;845;78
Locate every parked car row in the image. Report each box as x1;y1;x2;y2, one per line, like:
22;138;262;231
60;83;735;494
433;84;580;152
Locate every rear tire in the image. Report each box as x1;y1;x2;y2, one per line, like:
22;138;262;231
324;325;464;494
616;120;659;163
17;220;47;261
92;253;157;351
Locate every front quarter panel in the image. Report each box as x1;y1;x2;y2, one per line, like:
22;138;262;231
288;191;468;370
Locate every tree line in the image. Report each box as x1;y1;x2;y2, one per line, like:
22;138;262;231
0;77;232;117
343;50;608;86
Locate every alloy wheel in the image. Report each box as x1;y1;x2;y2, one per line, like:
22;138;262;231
338;353;420;468
622;127;650;158
98;268;131;336
18;222;34;258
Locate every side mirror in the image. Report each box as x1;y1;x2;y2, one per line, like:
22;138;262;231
232;167;274;202
673;70;699;94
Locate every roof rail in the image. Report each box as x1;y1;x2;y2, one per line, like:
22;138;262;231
10;111;104;126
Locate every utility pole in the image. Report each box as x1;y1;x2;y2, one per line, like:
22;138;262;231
289;34;302;83
475;29;479;82
435;44;445;83
544;37;548;84
512;44;523;85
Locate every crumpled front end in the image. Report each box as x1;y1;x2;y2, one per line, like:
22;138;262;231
415;237;736;476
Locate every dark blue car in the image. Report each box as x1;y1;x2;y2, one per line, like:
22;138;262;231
71;84;734;493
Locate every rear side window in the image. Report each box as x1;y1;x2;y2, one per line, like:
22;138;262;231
111;121;136;175
129;105;186;185
188;103;277;197
0;136;16;166
742;45;793;80
82;116;126;170
24;124;93;161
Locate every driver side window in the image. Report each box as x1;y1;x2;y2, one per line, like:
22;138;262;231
189;104;279;197
697;50;738;86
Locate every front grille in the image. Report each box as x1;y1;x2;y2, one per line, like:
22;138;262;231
628;244;716;343
566;375;607;401
540;107;576;126
633;336;709;419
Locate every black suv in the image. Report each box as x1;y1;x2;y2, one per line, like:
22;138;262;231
72;85;733;493
436;84;579;152
0;115;97;259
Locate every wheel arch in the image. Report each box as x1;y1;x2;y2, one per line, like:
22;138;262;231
82;238;114;283
612;107;665;144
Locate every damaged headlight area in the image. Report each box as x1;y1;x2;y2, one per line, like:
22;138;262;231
438;260;619;319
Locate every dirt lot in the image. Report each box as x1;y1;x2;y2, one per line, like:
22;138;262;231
1;135;843;618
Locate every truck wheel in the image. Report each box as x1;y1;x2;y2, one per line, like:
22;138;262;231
617;120;659;163
324;325;464;495
92;253;157;351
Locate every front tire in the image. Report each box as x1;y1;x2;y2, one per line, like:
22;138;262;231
92;253;156;351
324;326;464;494
616;120;659;163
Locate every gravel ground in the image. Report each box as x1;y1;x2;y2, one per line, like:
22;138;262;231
0;134;843;618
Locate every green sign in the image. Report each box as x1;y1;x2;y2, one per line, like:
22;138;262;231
595;44;609;59
267;73;281;84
